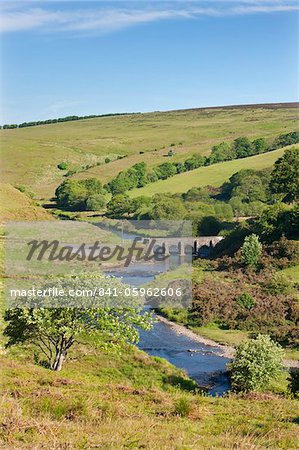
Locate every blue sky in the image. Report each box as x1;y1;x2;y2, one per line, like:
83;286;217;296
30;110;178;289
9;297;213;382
1;1;298;123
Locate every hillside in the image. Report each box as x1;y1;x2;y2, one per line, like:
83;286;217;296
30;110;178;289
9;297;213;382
1;103;298;199
0;184;54;222
129;147;288;197
1;336;298;449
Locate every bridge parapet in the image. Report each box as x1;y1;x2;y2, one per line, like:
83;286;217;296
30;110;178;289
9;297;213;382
144;236;224;256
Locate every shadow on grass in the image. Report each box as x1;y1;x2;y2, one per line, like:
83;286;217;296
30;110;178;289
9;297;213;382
164;374;206;393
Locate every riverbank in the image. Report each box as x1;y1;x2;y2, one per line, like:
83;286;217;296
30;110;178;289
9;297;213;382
156;315;299;369
157;315;234;358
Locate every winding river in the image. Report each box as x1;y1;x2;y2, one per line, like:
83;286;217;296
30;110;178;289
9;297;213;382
100;226;231;395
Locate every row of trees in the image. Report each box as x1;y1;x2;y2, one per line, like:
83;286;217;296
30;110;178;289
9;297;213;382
104;148;298;231
105;132;299;195
1;113;133;129
54;148;298;242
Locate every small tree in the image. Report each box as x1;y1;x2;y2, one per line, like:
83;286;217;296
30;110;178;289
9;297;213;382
230;335;284;392
241;234;262;268
4;274;152;371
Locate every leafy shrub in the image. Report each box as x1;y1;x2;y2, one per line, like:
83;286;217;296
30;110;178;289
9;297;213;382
270;325;299;348
57;161;68;170
230;335;284;392
236;292;255;310
105;157;111;163
267;236;299;267
15;184;35;199
261;272;292;295
241;234;262;268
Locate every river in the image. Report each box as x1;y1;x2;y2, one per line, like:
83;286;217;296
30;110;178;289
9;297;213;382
98;224;231;395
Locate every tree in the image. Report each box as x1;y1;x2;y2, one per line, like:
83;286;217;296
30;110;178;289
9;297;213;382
85;194;107;211
55;180;88;210
130;196;152;218
241;234;262;268
198;216;222;236
106;194;132;218
55;178;106;211
184;154;205;171
107;171;137;194
232;175;267;203
149;197;186;220
232;137;254;158
210;142;235;163
107;163;148;194
255;203;299;242
270;147;299;202
155;162;177;180
4;274;152;371
230;335;284;392
175;162;187;173
252;137;268;154
183;187;211;203
272;131;299;149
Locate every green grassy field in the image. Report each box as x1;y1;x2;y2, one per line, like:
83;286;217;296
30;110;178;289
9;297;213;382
1;104;298;199
1;335;298;449
129;147;288;197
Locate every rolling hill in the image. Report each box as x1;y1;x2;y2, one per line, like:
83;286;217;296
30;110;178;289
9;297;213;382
129;147;288;197
0;184;54;222
1;103;298;200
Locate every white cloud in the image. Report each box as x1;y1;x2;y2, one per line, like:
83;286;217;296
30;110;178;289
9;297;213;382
0;1;298;34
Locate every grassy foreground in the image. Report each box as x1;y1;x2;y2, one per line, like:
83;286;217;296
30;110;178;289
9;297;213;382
129;147;286;197
1;337;298;450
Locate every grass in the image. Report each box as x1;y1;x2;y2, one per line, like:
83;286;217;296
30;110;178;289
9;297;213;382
0;183;54;222
190;323;249;347
1;335;298;449
129;147;288;197
1;104;298;199
282;264;299;284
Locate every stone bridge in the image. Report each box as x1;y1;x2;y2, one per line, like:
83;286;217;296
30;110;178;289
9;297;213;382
144;236;224;257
